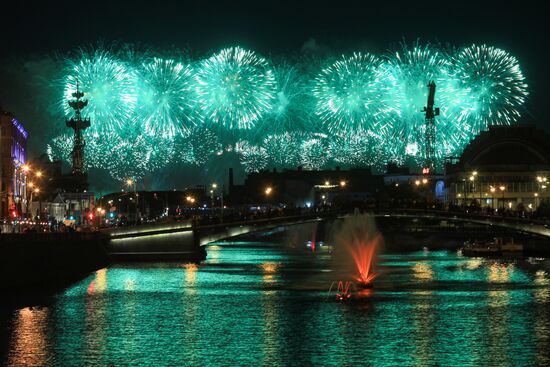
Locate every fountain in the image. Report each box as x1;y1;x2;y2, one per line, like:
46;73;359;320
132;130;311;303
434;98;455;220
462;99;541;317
332;209;381;290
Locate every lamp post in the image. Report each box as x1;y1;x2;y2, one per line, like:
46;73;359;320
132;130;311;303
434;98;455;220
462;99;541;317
34;188;41;221
126;179;138;224
490;186;496;212
211;183;225;222
499;185;506;211
265;186;272;209
27;182;34;217
469;172;477;208
211;183;217;208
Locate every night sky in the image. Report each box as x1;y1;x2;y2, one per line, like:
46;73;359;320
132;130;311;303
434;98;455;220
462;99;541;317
2;0;546;122
0;0;547;190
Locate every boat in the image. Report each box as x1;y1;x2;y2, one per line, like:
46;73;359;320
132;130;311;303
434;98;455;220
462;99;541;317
461;237;523;257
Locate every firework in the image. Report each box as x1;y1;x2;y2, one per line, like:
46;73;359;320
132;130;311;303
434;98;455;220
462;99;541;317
186;126;223;165
135;58;200;138
37;42;528;186
254;64;311;138
314;53;389;134
141;134;176;171
47;132;123;170
237;141;269;173
328;131;378;166
62;49;137;134
106;135;150;182
379;43;478;164
263;133;301;167
195;47;277;129
299;134;329;170
452;44;528;133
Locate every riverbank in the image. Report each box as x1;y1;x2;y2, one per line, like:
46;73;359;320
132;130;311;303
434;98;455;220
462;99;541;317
0;233;110;292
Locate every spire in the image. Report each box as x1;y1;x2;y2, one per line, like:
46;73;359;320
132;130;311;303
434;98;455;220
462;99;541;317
66;82;91;176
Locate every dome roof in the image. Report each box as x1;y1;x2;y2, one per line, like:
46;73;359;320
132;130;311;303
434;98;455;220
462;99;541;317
448;124;550;173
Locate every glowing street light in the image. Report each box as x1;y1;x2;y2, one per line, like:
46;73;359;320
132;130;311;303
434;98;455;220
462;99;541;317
499;185;506;210
489;186;496;210
340;180;347;188
265;187;272;195
126;178;138;224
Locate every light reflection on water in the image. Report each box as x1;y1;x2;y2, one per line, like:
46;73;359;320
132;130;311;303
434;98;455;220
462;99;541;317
2;242;550;366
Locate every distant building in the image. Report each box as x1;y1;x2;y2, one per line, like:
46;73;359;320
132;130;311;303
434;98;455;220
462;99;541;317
445;124;550;211
230;166;385;207
0;111;28;219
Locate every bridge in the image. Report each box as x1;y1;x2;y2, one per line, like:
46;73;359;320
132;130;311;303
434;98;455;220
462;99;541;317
106;212;337;261
105;209;550;261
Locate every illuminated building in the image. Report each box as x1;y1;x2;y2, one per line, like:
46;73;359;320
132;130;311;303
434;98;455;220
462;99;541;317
445;125;550;211
0;111;28;219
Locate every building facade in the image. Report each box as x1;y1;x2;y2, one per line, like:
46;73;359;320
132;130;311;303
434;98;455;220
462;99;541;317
445;125;550;212
0;111;28;219
232;167;385;207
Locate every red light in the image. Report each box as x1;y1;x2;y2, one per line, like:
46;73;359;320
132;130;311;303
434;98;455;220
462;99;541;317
422;167;430;174
11;210;17;218
88;213;94;220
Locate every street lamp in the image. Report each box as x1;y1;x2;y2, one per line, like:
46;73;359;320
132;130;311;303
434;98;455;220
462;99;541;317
490;186;496;211
34;187;41;221
499;185;506;210
186;195;196;207
211;183;218;208
126;179;138;224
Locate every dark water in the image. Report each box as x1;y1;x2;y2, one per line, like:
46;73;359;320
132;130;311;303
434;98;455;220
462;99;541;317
2;240;550;366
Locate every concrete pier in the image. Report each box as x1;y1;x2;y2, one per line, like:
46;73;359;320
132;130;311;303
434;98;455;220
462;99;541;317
0;232;109;291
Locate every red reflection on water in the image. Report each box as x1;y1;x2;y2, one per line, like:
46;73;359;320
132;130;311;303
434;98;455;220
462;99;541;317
310;227;317;252
87;280;95;295
336;281;352;301
347;233;381;287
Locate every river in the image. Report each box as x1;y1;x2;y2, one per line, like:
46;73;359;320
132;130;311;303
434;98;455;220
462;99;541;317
1;236;550;366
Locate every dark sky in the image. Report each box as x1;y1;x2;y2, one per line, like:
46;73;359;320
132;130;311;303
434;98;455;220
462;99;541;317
1;0;547;123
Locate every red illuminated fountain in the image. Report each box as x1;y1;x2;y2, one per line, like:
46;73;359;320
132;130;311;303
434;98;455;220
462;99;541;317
332;209;381;295
346;234;381;287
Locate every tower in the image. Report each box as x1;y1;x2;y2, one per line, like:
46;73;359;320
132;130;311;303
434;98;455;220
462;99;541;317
66;83;91;176
423;81;439;173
